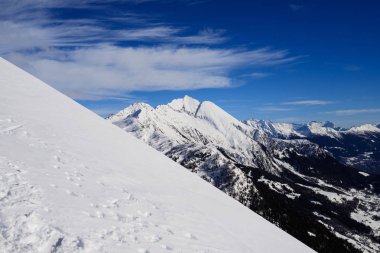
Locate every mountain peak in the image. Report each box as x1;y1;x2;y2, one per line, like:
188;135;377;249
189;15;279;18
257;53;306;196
167;95;200;115
107;102;153;121
348;124;380;133
195;100;243;132
321;121;335;128
302;121;342;138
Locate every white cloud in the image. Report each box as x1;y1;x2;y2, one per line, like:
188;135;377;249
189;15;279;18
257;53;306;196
0;0;226;52
1;0;298;100
344;65;361;72
283;100;332;105
326;109;380;116
247;72;272;79
258;106;293;112
289;4;303;12
7;46;295;100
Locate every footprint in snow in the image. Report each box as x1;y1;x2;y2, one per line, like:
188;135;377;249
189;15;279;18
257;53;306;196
22;130;30;137
144;234;161;243
53;155;64;164
129;235;138;243
113;213;126;222
80;164;89;170
184;233;196;240
65;190;77;196
82;211;94;218
90;203;99;208
108;199;119;208
160;226;174;235
138;211;151;217
96;211;105;218
161;244;172;250
138;248;149;253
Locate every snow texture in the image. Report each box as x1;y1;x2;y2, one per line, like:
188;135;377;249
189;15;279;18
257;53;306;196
0;57;313;252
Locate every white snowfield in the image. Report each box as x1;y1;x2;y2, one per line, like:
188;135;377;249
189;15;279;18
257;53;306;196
0;58;313;253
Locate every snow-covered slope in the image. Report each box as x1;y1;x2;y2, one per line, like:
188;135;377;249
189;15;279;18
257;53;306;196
0;58;313;252
110;96;380;253
243;120;304;139
347;124;380;134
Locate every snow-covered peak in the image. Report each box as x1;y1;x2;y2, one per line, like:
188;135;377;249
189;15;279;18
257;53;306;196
297;121;342;139
107;102;153;122
167;95;200;115
321;121;335;128
244;119;304;138
110;95;256;151
347;124;380;134
195;100;243;131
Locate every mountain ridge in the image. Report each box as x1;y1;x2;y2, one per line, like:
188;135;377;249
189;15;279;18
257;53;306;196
109;95;380;253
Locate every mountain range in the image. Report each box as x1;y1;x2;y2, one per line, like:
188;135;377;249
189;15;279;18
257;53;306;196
108;95;380;253
0;58;315;252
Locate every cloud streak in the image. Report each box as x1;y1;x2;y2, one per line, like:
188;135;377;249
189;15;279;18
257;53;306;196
325;109;380;116
258;106;293;112
289;4;303;12
8;46;296;100
1;0;299;100
283;100;332;105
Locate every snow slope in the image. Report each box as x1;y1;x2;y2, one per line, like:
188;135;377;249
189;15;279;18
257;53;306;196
0;58;313;252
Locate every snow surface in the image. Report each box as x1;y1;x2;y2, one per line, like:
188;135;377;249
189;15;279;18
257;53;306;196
358;171;370;177
0;57;313;252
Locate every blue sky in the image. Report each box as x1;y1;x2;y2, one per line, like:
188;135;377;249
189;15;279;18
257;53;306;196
1;0;380;127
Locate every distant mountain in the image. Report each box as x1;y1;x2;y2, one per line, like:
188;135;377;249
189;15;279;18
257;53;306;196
109;96;380;253
244;120;380;174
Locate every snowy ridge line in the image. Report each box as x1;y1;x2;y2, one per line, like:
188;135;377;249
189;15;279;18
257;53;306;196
109;94;380;252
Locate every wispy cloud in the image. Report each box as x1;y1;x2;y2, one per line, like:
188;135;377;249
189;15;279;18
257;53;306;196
8;46;296;100
344;65;361;72
325;108;380;116
246;72;272;79
289;4;303;12
258;106;293;112
1;0;298;100
283;100;332;105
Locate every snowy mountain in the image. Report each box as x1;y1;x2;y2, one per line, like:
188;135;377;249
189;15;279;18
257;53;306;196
109;96;380;253
0;58;316;253
244;120;380;174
